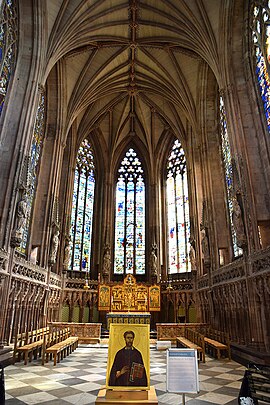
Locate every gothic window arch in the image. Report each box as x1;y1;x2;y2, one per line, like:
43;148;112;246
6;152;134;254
0;0;17;114
70;138;95;272
17;89;46;254
252;1;270;133
166;138;190;274
219;95;242;257
114;147;146;275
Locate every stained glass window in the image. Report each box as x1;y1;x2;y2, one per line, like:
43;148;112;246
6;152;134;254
70;139;95;272
166;139;190;274
0;0;17;114
219;96;242;257
114;148;145;275
252;2;270;132
17;89;46;254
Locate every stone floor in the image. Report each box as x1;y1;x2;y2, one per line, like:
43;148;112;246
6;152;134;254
4;343;245;404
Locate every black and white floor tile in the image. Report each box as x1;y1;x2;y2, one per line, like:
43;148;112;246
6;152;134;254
4;344;245;404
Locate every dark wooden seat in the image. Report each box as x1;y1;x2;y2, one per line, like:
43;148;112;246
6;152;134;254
42;327;79;366
176;328;205;362
14;327;50;365
203;329;231;360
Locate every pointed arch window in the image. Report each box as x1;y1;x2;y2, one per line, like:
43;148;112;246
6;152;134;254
0;0;17;114
166;139;190;274
17;89;46;254
70;139;95;272
252;2;270;133
219;95;242;257
114;148;145;275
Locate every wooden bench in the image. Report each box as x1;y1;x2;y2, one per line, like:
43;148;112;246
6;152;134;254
176;328;205;362
204;328;231;360
42;327;79;366
14;327;50;365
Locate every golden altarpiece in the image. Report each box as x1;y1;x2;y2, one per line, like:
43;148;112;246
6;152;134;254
98;275;160;330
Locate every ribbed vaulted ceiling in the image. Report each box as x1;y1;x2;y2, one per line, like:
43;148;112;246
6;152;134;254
45;0;223;153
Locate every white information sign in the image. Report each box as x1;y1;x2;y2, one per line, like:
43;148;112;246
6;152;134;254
166;348;199;394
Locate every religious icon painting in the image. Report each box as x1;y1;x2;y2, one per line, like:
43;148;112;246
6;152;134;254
98;284;111;311
106;323;150;390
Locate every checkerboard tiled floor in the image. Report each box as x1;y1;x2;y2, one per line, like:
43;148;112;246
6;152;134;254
4;344;244;404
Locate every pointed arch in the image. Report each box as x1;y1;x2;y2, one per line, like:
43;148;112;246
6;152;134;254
166;138;190;274
219;95;242;258
69;138;95;272
114;146;146;275
16;88;46;255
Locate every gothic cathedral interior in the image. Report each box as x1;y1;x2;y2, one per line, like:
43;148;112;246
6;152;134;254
0;0;270;368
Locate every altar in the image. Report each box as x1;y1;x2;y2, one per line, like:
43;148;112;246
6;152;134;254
98;274;161;313
106;312;151;330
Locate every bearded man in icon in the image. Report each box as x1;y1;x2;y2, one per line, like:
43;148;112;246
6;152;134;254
109;330;147;387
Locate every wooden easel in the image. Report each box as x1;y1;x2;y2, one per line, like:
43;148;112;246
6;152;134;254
95;386;158;404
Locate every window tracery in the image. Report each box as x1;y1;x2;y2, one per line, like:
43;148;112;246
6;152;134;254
70;139;95;272
17;89;46;254
0;0;17;114
166;139;190;273
252;1;270;132
114;148;145;275
219;96;242;257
